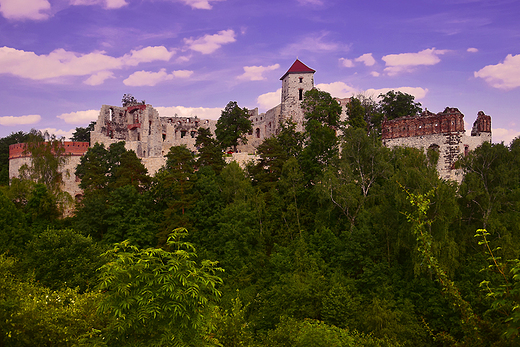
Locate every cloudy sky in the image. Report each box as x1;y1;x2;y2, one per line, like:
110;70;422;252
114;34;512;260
0;0;519;143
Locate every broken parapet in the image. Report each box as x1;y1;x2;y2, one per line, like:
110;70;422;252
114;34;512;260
382;108;492;181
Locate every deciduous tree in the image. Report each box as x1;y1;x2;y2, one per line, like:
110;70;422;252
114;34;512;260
215;101;252;153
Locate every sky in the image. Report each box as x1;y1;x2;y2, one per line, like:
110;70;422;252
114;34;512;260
0;0;519;144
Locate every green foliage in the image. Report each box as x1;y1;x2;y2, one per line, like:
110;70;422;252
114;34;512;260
195;127;226;173
0;131;35;186
378;90;422;120
403;188;481;345
261;317;399;347
19;136;68;195
122;93;145;107
215;101;252;152
97;228;223;346
346;97;368;130
477;228;520;342
0;254;105;347
70;121;95;143
23;228;106;291
154;145;198;244
300;89;342;181
0;189;27;256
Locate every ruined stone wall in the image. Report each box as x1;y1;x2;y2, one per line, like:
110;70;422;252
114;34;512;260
160;116;217;156
382;109;492;182
8;142;89;200
91;104;162;158
382;108;465;140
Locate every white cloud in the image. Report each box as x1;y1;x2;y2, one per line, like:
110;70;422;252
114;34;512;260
123;69;192;86
238;64;280;81
364;87;429;100
491;127;520;145
370;71;380;77
0;0;50;20
57;110;99;124
184;29;236;54
70;0;128;9
382;48;447;76
155;106;222;120
172;70;194;78
282;32;349;56
0;45;174;83
124;69;169;86
0;114;41;126
316;82;358;99
355;53;376;66
257;88;281;111
84;71;115;85
339;58;354;68
474;54;520;90
340;53;375;68
179;0;222;10
467;47;478;53
122;46;175;66
40;127;75;141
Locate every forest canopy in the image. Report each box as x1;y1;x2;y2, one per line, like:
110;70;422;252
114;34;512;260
0;91;519;346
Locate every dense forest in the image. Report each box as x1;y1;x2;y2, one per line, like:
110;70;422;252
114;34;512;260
1;91;520;346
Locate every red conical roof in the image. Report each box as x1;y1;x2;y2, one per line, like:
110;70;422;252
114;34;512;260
280;59;315;80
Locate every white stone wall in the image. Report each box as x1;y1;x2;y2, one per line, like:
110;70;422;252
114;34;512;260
9;155;83;199
384;131;490;182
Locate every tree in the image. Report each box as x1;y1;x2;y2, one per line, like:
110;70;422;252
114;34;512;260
18;135;68;196
70;121;96;143
97;229;223;346
122;93;145;107
346;97;367;130
23;228;106;292
299;89;342;182
153;146;198;245
378;90;422;120
215;101;252;152
195;127;226;173
0;131;36;186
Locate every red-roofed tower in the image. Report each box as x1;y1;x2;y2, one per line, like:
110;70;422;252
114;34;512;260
280;59;315;131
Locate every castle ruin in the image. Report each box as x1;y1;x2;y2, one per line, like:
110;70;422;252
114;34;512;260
382;108;492;181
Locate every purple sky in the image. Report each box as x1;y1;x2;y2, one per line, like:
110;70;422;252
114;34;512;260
0;0;519;144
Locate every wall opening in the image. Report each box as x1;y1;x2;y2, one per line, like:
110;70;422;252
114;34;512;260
299;89;303;100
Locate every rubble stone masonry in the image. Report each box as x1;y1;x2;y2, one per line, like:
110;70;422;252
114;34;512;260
382;108;491;181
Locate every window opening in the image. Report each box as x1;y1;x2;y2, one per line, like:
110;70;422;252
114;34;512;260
299;89;303;100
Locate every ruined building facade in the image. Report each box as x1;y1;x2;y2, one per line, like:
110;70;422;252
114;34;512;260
382;108;492;181
8;59;493;200
90;59;348;171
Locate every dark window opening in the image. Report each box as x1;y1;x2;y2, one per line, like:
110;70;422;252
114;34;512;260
149;121;152;135
299;89;303;100
299;77;303;83
162;134;166;141
255;128;260;138
190;131;196;138
181;130;187;138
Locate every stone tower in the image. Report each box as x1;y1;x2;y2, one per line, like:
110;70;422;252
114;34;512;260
280;59;315;131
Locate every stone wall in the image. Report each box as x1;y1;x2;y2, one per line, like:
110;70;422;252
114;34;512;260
8;142;89;200
382;109;492;181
